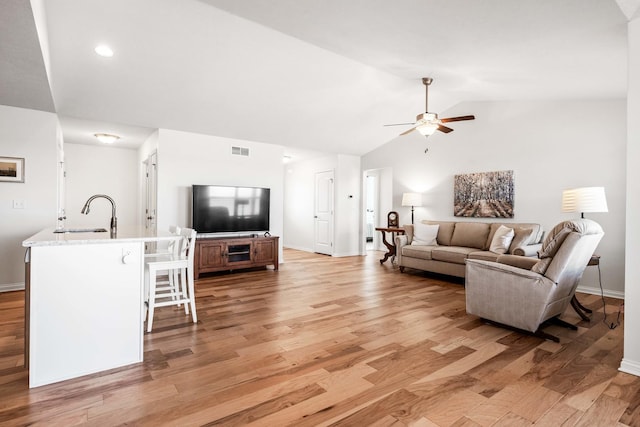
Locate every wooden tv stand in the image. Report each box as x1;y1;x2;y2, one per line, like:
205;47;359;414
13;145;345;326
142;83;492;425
194;235;279;279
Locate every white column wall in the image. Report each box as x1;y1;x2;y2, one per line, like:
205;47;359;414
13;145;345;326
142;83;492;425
334;154;361;257
621;16;640;376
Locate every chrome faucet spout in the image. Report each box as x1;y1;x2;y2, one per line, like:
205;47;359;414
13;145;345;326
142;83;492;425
81;194;117;234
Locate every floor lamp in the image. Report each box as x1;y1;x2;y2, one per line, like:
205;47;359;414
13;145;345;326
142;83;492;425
402;192;422;224
561;187;608;218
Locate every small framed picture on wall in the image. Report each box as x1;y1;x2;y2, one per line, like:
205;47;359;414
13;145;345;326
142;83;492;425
0;157;25;183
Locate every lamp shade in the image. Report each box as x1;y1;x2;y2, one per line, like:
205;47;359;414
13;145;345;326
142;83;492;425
402;192;422;207
561;187;608;214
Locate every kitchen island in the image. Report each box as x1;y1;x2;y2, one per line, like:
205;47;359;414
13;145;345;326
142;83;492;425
23;226;177;388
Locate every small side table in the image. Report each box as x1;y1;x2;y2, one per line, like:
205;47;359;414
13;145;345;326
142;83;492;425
571;254;600;321
375;227;405;265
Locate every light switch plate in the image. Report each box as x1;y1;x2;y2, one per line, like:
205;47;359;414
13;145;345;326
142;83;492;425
13;200;25;209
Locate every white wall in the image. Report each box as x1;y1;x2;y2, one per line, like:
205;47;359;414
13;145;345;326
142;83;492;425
0;105;58;290
283;154;362;257
283;158;323;252
363;98;627;297
63;143;138;228
155;129;285;258
621;16;640;377
335;154;361;256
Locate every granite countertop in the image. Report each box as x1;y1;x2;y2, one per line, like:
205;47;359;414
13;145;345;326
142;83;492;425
23;226;178;247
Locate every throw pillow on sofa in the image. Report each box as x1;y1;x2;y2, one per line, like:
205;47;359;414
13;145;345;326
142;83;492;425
411;223;439;246
508;227;535;254
489;225;515;254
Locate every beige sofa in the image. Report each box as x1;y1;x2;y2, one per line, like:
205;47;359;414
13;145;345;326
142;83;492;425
395;220;544;278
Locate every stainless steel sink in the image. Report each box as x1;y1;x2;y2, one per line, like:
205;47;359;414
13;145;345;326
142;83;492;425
54;228;108;233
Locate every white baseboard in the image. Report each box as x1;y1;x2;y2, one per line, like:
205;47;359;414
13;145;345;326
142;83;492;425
0;282;25;292
283;244;314;253
620;359;640;377
332;251;363;258
575;285;624;300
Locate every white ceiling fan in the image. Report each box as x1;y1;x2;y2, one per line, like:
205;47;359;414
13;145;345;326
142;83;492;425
386;77;475;137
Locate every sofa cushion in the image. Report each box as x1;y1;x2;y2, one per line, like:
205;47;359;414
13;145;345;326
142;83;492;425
401;245;434;260
467;251;501;262
421;220;455;246
450;222;491;250
412;223;439;246
431;246;476;264
489;225;515;254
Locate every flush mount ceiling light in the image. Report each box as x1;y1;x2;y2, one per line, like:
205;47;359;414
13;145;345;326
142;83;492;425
94;45;114;57
94;133;120;144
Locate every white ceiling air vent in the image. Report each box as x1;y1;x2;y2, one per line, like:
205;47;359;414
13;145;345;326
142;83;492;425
231;146;249;156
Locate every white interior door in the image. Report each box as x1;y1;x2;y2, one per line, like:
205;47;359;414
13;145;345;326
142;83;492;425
314;170;334;255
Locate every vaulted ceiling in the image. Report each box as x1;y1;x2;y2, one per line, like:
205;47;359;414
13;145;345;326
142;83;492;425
0;0;630;156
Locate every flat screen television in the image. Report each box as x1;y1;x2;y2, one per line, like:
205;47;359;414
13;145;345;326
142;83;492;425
192;185;270;234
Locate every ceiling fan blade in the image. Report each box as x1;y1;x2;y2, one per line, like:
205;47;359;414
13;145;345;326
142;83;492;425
437;125;454;133
384;122;416;127
400;126;417;136
440;115;475;123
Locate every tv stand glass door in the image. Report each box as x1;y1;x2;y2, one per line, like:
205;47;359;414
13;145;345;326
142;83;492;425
227;243;251;264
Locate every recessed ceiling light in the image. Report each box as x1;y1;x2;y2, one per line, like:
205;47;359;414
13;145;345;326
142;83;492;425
94;45;114;57
94;133;120;144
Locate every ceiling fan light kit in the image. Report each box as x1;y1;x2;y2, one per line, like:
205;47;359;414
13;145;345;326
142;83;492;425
414;112;444;136
388;77;475;138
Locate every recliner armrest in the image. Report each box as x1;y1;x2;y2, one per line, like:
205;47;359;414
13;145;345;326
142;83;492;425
496;254;538;270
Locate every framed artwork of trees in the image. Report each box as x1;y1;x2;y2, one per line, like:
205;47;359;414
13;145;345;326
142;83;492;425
454;170;514;218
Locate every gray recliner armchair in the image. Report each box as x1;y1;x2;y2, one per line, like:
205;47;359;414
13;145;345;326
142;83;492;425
465;219;604;341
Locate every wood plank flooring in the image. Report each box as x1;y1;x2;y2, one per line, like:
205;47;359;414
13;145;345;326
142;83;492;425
0;248;636;426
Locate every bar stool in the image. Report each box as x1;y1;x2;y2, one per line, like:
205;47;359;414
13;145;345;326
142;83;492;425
145;227;197;332
145;226;181;301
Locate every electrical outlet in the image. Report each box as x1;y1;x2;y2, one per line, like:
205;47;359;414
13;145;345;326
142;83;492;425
13;200;25;209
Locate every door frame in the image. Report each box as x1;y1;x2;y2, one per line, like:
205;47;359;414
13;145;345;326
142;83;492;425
362;167;393;255
143;151;158;233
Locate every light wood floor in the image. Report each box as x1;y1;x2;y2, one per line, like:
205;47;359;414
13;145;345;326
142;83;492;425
0;248;635;426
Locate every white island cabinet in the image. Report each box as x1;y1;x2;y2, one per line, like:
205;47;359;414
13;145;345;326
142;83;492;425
23;227;176;388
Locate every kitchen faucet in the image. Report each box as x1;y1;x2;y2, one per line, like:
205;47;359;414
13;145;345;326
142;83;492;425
81;194;117;234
